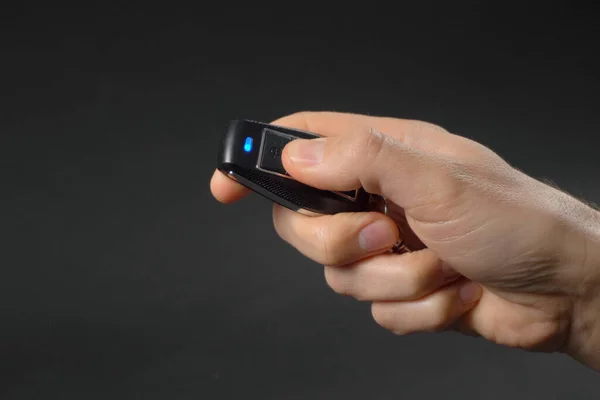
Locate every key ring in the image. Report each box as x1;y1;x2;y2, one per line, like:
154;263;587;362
377;195;412;254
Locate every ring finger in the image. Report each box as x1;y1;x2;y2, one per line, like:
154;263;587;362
324;249;461;301
371;279;482;335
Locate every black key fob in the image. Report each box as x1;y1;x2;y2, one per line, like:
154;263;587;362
216;119;372;215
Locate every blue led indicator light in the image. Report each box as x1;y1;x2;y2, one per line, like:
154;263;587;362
243;137;253;152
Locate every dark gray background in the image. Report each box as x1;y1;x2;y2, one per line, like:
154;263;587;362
2;3;600;399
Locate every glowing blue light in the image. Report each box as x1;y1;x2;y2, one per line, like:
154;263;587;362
244;137;253;152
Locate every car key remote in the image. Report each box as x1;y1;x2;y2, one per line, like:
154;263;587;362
216;119;373;215
216;119;425;253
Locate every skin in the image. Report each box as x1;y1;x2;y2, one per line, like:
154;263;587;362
210;111;600;370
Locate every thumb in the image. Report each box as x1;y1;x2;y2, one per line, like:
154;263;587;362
281;127;455;211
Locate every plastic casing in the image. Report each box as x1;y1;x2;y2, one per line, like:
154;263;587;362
217;119;371;215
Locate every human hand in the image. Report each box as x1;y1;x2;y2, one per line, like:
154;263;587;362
210;111;600;370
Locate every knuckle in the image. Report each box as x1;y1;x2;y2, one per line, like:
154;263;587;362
465;143;494;165
363;127;388;161
427;300;455;332
403;268;429;300
346;127;386;163
371;303;399;332
324;267;351;296
346;127;394;193
454;136;499;165
400;119;449;147
312;223;340;265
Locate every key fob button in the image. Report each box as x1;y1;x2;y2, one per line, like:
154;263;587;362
258;128;296;175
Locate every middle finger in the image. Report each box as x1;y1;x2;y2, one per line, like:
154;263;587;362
272;204;400;266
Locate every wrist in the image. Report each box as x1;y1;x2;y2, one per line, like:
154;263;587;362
560;203;600;369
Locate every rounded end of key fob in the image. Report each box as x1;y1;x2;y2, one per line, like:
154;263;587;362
217;119;371;215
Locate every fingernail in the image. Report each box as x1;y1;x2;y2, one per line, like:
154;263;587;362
358;220;397;252
459;282;481;304
286;138;325;166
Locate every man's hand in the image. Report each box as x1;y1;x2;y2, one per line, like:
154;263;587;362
210;111;600;370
